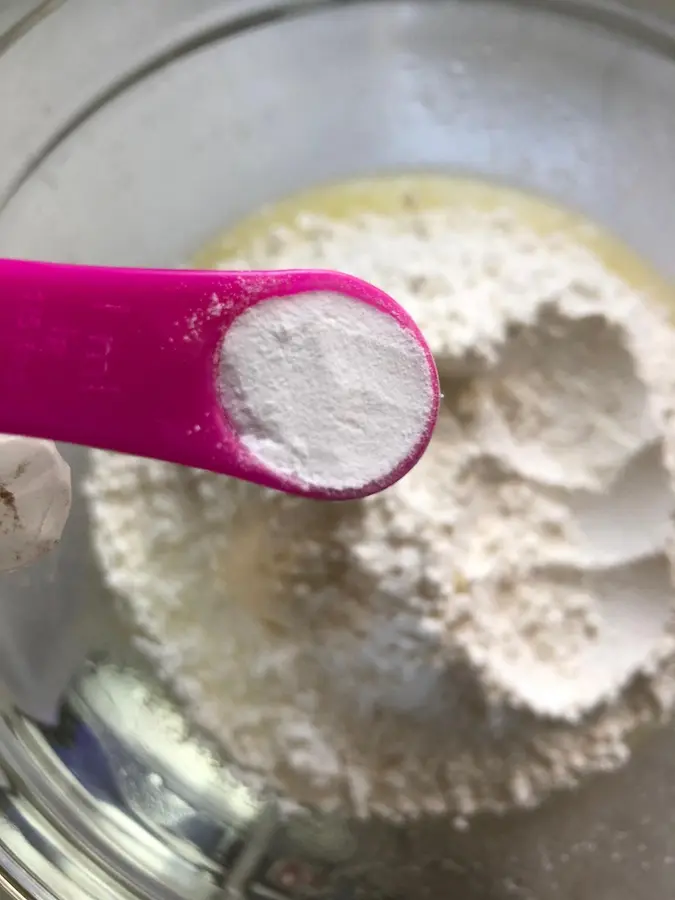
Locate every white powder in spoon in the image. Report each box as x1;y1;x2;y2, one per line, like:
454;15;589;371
218;292;433;492
86;199;675;825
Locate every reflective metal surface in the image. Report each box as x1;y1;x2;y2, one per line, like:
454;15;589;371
3;1;675;897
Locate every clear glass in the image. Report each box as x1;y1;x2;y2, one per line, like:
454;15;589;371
1;1;675;898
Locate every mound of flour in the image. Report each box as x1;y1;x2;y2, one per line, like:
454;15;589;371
86;201;675;823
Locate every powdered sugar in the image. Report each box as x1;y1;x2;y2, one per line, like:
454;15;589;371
86;192;675;824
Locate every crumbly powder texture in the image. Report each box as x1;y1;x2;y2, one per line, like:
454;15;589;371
219;291;432;492
86;205;675;824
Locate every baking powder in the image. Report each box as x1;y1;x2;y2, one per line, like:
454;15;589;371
219;291;433;492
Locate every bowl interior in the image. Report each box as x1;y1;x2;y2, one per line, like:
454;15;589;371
2;1;675;898
3;1;675;270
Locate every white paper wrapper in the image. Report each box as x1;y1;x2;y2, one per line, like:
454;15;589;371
0;438;74;722
0;437;71;572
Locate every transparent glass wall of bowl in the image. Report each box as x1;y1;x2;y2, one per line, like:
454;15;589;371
2;2;675;900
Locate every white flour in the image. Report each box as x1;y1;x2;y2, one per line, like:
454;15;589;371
86;201;675;824
219;291;433;492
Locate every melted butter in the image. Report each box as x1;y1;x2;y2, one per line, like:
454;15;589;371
194;174;674;312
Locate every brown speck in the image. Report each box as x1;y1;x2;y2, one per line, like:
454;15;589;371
401;191;419;211
13;462;28;480
406;274;428;294
0;484;19;522
542;520;564;538
444;378;478;426
411;219;429;239
453;572;470;593
506;322;523;341
262;617;290;638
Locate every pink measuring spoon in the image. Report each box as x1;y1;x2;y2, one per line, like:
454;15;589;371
0;259;439;500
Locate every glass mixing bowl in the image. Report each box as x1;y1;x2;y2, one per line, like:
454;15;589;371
2;1;675;898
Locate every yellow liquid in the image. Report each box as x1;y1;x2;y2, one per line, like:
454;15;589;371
194;173;674;314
